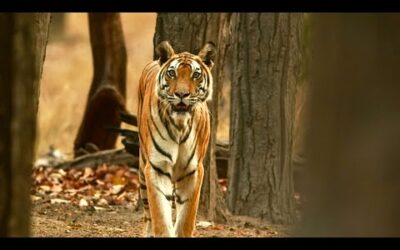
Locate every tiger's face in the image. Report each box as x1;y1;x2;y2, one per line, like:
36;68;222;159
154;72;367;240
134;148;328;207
155;41;215;115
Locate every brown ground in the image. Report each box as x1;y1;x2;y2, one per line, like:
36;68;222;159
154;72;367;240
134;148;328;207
31;199;291;237
30;164;292;238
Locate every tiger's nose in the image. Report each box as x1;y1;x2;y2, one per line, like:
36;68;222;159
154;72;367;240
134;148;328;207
175;91;190;99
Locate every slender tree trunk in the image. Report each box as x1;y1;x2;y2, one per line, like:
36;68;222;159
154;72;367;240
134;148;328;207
154;13;231;222
302;13;400;236
0;13;50;236
227;13;303;224
74;13;127;158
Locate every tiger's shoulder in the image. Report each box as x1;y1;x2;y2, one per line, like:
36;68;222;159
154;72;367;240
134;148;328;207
138;61;161;99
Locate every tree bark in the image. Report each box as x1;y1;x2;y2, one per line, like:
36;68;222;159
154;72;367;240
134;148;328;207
49;13;65;41
74;13;127;158
227;13;303;224
0;13;50;236
154;13;231;222
301;14;400;236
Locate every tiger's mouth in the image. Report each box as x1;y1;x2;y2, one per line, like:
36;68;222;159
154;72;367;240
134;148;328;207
172;102;190;113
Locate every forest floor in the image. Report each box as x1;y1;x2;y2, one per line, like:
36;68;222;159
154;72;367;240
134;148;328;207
30;164;295;237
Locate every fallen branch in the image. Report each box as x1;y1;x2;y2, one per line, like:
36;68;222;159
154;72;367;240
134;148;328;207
54;149;138;170
53;140;229;177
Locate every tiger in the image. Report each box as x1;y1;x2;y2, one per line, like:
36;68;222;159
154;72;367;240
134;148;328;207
137;41;215;237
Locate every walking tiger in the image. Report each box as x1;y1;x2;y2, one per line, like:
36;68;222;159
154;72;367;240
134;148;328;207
137;41;215;237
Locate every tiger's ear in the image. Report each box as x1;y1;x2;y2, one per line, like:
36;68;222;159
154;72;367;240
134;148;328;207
156;41;175;65
198;41;216;70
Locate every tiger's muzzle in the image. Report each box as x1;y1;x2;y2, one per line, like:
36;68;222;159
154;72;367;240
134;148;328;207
173;102;190;111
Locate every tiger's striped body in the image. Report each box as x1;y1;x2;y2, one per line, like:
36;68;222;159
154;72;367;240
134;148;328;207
137;41;215;237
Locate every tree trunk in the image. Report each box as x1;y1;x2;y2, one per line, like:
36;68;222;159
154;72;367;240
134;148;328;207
74;13;127;158
227;13;303;224
0;13;50;236
49;13;65;41
301;14;400;236
154;13;231;222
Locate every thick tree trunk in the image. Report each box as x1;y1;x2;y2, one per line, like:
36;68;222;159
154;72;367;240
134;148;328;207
227;13;303;224
74;13;127;158
154;13;230;222
0;13;50;236
302;14;400;236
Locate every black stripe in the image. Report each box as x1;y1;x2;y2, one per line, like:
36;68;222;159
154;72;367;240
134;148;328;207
176;169;197;183
144;217;151;222
139;133;144;146
165;195;174;201
140;150;147;165
140;183;147;190
187;61;193;71
142;198;149;206
149;161;171;179
165;107;179;130
165;122;177;143
139;175;145;184
180;119;193;144
159;104;178;143
175;194;189;205
158;70;164;88
139;133;149;159
139;168;145;181
150;106;167;141
203;90;209;101
169;115;180;130
154;185;174;202
203;73;210;100
205;72;210;89
184;142;197;170
139;153;146;166
149;123;173;162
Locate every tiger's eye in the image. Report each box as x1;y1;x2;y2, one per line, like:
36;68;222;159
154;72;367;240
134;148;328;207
193;72;201;79
167;70;176;78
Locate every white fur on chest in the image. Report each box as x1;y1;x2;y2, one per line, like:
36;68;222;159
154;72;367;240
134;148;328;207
148;104;199;181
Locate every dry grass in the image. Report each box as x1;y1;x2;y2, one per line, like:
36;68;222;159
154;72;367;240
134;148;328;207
37;13;230;159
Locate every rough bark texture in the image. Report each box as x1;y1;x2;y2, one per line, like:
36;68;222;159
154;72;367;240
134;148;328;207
228;13;302;224
0;13;50;236
74;13;127;158
301;14;400;236
154;13;231;222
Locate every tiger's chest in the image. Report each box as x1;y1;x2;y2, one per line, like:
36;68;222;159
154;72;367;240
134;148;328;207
147;107;200;182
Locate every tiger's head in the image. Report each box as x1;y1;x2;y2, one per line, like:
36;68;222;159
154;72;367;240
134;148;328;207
155;41;215;115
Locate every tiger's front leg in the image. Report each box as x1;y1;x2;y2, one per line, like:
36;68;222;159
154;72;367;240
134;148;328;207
144;163;175;237
174;163;204;237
